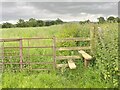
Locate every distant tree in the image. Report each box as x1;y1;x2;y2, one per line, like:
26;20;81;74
0;24;2;28
36;20;44;27
28;18;37;27
45;21;51;26
85;20;90;23
97;17;106;23
55;18;63;24
115;17;120;23
79;20;90;24
16;19;26;27
50;21;56;25
2;22;14;28
107;16;115;23
79;21;85;24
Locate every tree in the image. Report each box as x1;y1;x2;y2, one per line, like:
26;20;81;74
55;18;63;24
97;17;106;23
79;20;90;24
28;18;37;27
16;19;26;27
2;22;14;28
107;16;115;23
50;21;56;25
37;20;44;27
85;20;90;23
45;21;51;26
115;17;120;23
0;24;2;28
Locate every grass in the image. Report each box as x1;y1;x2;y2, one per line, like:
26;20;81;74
2;67;113;88
0;23;119;88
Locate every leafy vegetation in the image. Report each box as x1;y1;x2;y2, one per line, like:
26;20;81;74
0;22;119;88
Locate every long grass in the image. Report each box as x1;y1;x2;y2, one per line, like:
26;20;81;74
0;23;118;88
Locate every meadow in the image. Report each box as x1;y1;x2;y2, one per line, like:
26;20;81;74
0;23;119;88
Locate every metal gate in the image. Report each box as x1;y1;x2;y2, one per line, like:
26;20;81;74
0;37;56;71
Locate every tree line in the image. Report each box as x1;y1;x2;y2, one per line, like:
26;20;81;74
1;16;120;28
1;18;64;28
79;16;120;24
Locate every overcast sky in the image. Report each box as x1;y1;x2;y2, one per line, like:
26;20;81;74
0;2;119;23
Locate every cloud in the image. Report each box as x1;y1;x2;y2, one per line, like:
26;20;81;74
1;0;119;2
1;2;118;23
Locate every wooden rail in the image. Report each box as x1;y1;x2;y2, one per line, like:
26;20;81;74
57;38;91;42
56;46;91;51
56;55;81;60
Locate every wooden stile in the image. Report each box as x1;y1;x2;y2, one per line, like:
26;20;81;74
68;59;76;69
0;33;95;71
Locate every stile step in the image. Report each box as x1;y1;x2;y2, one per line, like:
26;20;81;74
68;60;76;69
78;50;92;60
56;64;68;68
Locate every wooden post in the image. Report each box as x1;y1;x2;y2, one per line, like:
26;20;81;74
1;41;4;72
19;38;23;70
28;40;30;69
90;26;96;55
53;36;56;69
84;59;87;67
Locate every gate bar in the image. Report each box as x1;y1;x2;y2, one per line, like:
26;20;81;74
19;38;23;70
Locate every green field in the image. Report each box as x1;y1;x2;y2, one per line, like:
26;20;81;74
0;23;119;88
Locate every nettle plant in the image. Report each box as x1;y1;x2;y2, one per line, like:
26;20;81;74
95;26;118;87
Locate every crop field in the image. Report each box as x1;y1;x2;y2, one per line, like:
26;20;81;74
0;23;119;88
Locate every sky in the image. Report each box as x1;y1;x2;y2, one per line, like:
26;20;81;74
0;1;119;24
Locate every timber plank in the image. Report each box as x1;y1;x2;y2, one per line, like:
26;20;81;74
56;56;81;60
56;46;91;51
68;59;76;69
78;50;92;60
56;64;68;68
57;38;91;42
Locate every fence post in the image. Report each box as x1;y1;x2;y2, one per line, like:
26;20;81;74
90;26;96;55
27;40;30;69
53;36;56;70
97;27;105;47
1;41;4;72
19;38;23;70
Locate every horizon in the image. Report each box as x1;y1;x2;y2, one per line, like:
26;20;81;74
0;15;118;24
